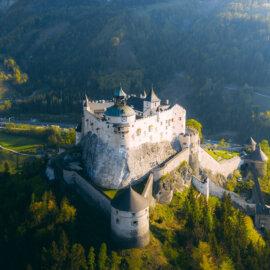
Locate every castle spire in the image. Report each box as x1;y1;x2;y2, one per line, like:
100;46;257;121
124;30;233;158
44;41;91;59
145;86;160;102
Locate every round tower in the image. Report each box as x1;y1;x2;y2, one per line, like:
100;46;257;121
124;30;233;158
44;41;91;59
179;126;200;177
104;87;136;147
246;146;268;177
111;187;150;248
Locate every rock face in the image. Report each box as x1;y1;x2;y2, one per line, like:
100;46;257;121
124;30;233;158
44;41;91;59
153;165;192;204
80;131;180;189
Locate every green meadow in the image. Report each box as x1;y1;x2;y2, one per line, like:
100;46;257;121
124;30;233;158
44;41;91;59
0;130;44;154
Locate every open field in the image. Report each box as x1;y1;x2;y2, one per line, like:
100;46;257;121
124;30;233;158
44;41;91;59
0;130;44;153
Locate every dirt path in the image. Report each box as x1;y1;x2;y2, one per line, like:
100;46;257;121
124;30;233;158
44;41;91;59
0;144;40;157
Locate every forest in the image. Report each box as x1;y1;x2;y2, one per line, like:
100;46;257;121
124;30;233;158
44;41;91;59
0;0;270;141
1;155;270;270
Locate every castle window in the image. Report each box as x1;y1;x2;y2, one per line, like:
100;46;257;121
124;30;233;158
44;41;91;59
149;125;153;132
107;125;109;128
116;218;120;224
137;128;141;136
132;213;136;217
179;117;182;121
160;122;163;125
132;221;138;226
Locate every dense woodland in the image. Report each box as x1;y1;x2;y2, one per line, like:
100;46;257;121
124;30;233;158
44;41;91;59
1;155;270;269
0;0;270;141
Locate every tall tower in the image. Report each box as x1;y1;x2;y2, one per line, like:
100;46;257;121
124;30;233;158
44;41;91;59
111;187;150;248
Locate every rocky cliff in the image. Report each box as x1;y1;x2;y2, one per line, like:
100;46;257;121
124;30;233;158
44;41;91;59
80;131;180;189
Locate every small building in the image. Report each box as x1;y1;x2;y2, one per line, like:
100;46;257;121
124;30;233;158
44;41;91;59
246;146;268;177
111;186;150;248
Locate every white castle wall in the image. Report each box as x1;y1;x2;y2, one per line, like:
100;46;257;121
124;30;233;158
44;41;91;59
111;206;150;248
191;176;256;215
153;148;190;181
199;147;242;177
82;104;186;149
63;170;111;217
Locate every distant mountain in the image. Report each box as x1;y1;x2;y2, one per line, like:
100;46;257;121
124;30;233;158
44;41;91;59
0;0;270;140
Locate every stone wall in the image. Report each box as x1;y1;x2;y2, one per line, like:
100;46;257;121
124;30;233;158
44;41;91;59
142;174;156;207
199;148;243;178
152;148;190;181
111;206;150;248
63;170;111;217
191;176;256;215
82;104;186;149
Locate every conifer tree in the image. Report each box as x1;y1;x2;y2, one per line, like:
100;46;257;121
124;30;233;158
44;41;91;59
88;246;95;270
109;251;121;270
98;243;108;270
68;244;87;270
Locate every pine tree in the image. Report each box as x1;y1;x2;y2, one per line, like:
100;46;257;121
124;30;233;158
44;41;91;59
88;246;95;270
58;231;69;268
68;243;87;270
98;243;108;270
109;251;121;270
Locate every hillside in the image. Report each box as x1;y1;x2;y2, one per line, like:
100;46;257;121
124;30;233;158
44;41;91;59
0;0;270;141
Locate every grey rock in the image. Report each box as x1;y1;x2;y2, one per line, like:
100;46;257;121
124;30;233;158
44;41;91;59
80;131;179;189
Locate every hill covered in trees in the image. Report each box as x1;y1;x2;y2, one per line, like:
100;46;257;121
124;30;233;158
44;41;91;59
1;156;270;269
0;0;270;141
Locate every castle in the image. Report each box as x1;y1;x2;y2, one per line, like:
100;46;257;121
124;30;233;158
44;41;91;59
75;87;187;189
76;87;186;149
62;87;269;249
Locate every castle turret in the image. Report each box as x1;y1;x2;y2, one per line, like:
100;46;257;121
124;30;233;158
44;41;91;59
143;87;161;116
245;137;257;152
179;127;200;177
246;146;268;177
111;186;150;248
104;88;135;147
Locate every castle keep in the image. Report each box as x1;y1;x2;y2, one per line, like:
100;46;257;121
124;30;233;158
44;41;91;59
76;87;186;189
76;87;186;149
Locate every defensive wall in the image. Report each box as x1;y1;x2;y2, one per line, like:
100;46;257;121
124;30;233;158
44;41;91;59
152;148;189;181
199;148;243;178
63;170;111;217
191;176;256;215
82;104;186;149
62;170;155;217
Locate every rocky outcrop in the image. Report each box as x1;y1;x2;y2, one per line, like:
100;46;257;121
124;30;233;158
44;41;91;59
80;131;180;189
153;165;192;204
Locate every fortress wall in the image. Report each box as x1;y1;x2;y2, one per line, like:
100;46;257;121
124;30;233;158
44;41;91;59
191;176;256;215
83;104;186;149
142;174;155;207
63;170;111;217
199;148;242;177
153;148;189;181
